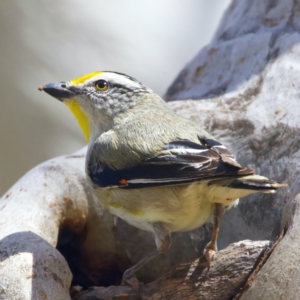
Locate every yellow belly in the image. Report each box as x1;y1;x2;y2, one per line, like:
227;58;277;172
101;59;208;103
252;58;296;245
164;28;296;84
94;182;224;232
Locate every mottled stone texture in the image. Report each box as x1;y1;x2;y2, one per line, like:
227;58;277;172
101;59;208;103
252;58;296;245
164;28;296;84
166;0;300;298
167;0;298;245
73;240;272;300
1;0;300;299
0;149;131;299
241;183;300;300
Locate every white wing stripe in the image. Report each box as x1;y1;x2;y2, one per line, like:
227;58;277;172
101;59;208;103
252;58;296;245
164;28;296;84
128;178;186;184
170;149;209;155
213;145;227;149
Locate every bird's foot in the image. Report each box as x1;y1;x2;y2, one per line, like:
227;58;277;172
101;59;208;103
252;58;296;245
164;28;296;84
203;242;217;272
121;270;140;292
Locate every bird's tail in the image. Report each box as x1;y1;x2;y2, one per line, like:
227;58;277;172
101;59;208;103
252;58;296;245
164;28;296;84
206;175;287;205
227;175;287;194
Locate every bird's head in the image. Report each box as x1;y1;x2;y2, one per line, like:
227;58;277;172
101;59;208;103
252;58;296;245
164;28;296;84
40;71;157;142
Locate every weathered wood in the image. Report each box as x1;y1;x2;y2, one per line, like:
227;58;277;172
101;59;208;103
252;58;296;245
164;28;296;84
165;0;300;298
1;0;298;299
0;148;130;299
72;240;271;300
0;232;72;300
239;178;300;299
166;0;297;247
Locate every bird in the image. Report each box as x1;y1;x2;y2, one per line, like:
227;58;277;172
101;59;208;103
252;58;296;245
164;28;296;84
40;71;286;288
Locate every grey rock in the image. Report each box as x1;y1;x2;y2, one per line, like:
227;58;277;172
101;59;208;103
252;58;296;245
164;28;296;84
167;0;299;249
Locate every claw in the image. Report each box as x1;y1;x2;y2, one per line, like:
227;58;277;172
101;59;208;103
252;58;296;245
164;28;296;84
125;276;139;292
120;223;170;292
204;248;216;272
121;270;140;292
203;242;217;272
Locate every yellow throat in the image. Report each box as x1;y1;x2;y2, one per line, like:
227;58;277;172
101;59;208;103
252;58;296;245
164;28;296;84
63;71;104;142
65;101;90;142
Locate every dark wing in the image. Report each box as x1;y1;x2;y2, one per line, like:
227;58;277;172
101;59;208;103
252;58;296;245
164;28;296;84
88;136;254;189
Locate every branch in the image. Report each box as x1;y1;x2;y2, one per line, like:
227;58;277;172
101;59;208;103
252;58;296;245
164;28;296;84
0;148;130;299
73;240;272;300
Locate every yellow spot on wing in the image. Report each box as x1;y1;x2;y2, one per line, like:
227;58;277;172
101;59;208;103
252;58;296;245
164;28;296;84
70;72;102;85
65;101;90;142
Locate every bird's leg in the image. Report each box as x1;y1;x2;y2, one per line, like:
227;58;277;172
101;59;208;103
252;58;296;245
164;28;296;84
121;222;170;290
203;203;224;270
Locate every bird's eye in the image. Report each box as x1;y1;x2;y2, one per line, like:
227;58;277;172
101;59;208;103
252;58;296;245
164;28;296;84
95;80;108;91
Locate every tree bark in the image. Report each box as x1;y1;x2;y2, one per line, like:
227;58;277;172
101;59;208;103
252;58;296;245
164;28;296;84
72;240;273;300
165;0;300;298
1;0;299;299
0;149;131;299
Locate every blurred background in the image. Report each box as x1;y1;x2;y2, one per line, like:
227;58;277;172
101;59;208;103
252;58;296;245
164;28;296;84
0;0;230;195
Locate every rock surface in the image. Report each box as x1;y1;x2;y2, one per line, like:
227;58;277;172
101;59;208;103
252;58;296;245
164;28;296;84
165;0;300;298
0;149;130;299
240;177;300;299
1;0;300;299
167;0;298;248
0;232;71;300
73;240;272;300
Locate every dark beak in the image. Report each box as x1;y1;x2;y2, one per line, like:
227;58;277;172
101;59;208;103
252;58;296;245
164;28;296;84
41;82;75;101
